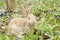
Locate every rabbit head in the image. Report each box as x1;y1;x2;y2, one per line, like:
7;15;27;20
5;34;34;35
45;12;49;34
27;9;36;26
20;5;36;26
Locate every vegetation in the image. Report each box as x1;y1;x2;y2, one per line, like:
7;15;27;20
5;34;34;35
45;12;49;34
0;0;60;40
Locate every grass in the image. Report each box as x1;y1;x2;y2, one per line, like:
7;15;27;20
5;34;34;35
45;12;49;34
0;0;60;40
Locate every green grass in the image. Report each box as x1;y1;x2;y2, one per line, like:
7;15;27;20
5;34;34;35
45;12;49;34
0;0;60;40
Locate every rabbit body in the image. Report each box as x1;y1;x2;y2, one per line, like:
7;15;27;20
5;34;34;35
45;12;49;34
8;18;30;37
7;15;36;38
7;5;36;39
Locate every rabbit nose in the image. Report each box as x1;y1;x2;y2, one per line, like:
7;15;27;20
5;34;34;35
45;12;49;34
33;21;36;24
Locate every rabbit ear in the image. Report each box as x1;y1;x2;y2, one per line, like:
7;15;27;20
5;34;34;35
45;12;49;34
20;5;27;15
27;5;34;14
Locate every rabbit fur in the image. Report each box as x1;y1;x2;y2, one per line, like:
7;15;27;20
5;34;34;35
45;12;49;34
7;6;36;39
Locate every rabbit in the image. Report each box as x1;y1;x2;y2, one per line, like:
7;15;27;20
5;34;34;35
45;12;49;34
7;5;36;40
5;0;15;12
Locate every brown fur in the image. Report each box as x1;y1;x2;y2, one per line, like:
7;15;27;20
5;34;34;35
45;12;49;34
5;0;15;12
7;6;36;40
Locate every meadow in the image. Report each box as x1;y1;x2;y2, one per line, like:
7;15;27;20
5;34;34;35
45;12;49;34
0;0;60;40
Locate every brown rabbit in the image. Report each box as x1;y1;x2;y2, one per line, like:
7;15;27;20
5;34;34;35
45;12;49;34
5;0;15;12
7;6;36;40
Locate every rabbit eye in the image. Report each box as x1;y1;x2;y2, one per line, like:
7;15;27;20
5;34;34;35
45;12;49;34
28;17;30;19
